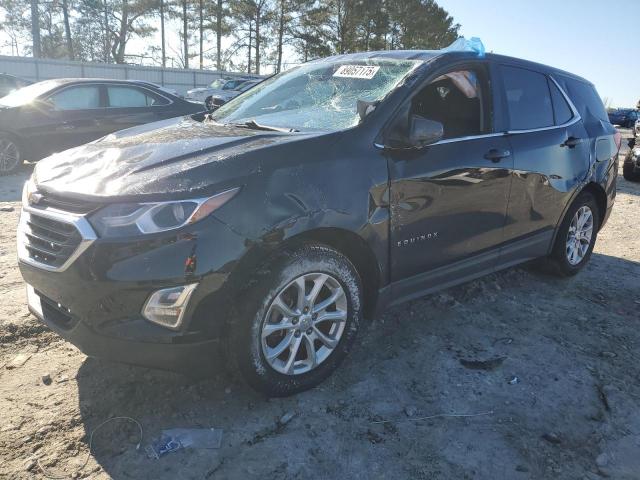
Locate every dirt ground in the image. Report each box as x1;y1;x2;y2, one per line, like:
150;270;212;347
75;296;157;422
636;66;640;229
0;131;639;480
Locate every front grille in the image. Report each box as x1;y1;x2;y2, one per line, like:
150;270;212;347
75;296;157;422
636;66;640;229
22;212;82;268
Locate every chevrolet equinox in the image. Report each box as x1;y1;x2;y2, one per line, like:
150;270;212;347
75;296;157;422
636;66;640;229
18;51;618;396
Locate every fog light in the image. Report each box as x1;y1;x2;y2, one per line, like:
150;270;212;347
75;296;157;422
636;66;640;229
142;284;198;329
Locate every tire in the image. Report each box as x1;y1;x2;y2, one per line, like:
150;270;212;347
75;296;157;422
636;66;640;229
623;163;640;182
0;134;22;175
547;191;600;277
231;243;362;397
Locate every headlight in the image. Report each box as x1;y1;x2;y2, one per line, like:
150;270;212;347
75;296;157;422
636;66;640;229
89;187;239;238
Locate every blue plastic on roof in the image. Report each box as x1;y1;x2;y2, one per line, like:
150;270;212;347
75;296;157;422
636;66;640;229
442;37;485;57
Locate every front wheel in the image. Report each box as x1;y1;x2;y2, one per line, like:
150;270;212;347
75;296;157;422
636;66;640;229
231;243;362;396
547;192;600;276
0;134;22;175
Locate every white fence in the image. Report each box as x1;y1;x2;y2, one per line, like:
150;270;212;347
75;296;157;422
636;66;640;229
0;55;262;95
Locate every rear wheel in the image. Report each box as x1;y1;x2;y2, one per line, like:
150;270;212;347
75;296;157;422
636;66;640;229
547;192;600;276
0;134;22;175
231;243;362;396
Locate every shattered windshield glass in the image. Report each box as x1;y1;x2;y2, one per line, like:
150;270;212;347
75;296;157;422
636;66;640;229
211;59;420;131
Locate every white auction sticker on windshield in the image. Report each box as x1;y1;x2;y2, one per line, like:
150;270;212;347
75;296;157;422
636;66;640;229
333;65;380;79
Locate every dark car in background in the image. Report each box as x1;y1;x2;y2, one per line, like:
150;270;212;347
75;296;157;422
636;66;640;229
623;137;640;181
0;73;32;97
608;108;639;128
0;78;204;174
18;50;617;396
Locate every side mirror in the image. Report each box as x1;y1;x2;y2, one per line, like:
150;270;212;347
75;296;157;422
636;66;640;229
408;115;444;148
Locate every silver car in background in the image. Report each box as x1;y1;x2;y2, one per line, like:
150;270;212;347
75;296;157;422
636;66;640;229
204;79;262;110
185;77;252;104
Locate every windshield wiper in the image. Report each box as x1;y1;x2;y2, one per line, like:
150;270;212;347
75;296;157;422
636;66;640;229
233;119;299;133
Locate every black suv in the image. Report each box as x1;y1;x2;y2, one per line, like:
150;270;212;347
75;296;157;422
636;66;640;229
18;51;618;396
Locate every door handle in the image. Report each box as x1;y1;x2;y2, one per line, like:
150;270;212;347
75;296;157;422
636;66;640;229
562;136;583;148
484;148;511;162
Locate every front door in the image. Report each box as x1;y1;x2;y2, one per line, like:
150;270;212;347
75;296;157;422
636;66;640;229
20;84;105;159
385;63;513;298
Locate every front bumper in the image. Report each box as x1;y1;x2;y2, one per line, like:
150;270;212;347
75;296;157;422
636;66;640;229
18;206;249;372
26;284;219;372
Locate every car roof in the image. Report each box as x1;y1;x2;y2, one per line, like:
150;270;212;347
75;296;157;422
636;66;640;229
316;50;592;85
36;78;169;88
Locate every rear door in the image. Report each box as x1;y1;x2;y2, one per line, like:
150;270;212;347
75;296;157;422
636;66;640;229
497;64;590;264
101;84;175;133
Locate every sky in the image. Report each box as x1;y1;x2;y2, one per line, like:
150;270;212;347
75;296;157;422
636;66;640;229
440;0;640;108
1;1;638;107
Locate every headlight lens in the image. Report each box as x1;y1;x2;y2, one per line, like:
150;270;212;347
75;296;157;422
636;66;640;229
89;187;239;238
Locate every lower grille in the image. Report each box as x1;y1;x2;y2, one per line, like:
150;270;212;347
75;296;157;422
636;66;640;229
38;291;75;329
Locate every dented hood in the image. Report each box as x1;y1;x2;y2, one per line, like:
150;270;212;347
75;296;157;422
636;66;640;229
33;115;318;201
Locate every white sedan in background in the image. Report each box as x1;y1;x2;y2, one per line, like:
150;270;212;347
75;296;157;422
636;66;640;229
185;78;252;104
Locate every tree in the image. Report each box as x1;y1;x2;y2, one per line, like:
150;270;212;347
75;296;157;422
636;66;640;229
61;0;74;59
159;0;166;66
230;0;273;74
387;0;458;50
181;0;189;67
30;0;41;57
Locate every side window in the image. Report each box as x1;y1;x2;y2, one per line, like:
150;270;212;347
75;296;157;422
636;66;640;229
500;65;553;130
548;79;573;125
561;77;608;124
49;86;101;110
410;68;487;139
106;86;169;107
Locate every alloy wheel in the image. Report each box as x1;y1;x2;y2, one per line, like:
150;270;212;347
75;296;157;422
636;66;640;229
566;205;594;265
261;272;347;375
0;138;20;173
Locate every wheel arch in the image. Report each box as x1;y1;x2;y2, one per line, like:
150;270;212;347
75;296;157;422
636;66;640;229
188;226;383;337
580;182;607;230
286;227;382;321
548;181;608;255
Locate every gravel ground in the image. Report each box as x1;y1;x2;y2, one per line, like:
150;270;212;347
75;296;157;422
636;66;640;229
0;131;639;480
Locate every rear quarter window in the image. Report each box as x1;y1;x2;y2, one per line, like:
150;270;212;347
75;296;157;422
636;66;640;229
555;76;608;124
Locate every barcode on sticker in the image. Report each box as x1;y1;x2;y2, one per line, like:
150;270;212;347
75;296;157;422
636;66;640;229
333;65;380;79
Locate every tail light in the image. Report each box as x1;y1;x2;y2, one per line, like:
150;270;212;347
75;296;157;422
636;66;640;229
614;129;622;152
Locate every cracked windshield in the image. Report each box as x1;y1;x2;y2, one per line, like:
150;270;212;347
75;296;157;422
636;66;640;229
211;59;420;131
